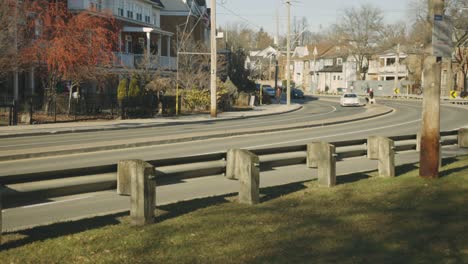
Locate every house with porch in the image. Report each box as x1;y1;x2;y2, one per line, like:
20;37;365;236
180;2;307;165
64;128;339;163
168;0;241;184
67;0;176;71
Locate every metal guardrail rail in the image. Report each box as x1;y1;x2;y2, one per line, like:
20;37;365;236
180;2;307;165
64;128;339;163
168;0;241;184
0;130;460;201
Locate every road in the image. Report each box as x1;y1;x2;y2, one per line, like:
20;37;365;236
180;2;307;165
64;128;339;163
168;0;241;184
0;98;364;152
1;98;468;231
0;99;467;177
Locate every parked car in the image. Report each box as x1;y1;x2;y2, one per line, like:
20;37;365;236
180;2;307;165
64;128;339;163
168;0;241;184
291;88;304;99
340;93;362;107
262;85;276;98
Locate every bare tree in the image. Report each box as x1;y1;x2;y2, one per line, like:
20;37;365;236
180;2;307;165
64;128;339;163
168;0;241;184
333;4;385;80
447;0;468;92
0;1;29;79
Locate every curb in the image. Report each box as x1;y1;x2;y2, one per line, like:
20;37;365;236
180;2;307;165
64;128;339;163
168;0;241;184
0;105;394;161
0;105;303;139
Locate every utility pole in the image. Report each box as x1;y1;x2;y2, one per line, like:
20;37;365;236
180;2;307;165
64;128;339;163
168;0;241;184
394;43;400;94
313;46;318;94
420;0;444;178
286;0;291;105
210;0;217;118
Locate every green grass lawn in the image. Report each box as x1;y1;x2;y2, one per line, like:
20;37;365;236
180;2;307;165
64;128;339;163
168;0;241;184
1;157;468;264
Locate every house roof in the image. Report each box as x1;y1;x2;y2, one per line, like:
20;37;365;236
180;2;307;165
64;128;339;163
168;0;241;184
160;0;189;12
320;45;349;59
150;0;164;8
292;42;334;60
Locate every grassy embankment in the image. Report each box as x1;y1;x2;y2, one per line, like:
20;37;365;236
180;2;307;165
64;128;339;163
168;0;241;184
1;157;467;263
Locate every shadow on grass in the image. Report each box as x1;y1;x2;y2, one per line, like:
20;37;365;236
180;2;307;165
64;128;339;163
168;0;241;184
337;172;371;184
395;163;419;176
1;212;127;251
260;181;309;203
440;158;468;178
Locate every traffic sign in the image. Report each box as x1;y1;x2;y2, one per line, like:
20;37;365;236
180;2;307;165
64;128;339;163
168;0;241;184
393;88;400;94
450;90;458;99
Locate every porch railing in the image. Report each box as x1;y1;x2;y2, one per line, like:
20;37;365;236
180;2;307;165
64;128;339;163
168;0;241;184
114;53;176;71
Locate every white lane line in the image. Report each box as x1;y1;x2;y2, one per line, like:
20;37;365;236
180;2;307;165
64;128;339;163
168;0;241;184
246;119;422;149
9;195;95;210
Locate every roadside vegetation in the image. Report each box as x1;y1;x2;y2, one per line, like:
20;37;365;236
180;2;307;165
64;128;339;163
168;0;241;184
1;156;467;263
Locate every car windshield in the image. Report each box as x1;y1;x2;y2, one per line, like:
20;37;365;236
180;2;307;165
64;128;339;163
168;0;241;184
344;94;357;98
265;87;275;91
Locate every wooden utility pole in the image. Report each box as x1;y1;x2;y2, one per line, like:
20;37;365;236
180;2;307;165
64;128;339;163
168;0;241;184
210;0;217;118
286;0;291;105
420;0;444;178
394;43;400;93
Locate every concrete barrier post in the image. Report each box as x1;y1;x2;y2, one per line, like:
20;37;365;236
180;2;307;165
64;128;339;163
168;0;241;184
226;149;238;180
367;136;380;160
378;137;395;177
117;160;137;195
306;143;320;168
237;150;260;205
130;160;156;226
318;143;336;187
458;128;468;148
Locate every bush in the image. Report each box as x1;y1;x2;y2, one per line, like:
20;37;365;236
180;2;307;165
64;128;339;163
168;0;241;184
117;79;128;101
128;77;141;98
183;88;210;111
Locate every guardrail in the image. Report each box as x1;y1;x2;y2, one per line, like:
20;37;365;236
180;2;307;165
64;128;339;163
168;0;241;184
0;130;462;200
0;129;467;237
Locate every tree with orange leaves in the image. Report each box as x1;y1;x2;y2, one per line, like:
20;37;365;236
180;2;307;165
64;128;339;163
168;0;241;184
22;1;118;113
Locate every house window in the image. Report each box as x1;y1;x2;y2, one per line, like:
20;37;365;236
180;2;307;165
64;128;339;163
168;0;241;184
127;10;133;19
386;58;396;66
89;0;102;12
336;58;343;65
125;35;132;53
118;8;124;16
136;13;142;21
333;76;336;81
145;15;151;23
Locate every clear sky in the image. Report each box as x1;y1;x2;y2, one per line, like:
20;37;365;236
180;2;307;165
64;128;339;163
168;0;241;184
214;0;413;35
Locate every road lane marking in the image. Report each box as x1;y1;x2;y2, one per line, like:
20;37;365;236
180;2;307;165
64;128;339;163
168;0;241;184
15;195;95;210
246;119;422;149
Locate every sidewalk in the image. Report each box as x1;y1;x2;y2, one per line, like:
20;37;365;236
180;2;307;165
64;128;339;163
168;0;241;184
0;104;302;138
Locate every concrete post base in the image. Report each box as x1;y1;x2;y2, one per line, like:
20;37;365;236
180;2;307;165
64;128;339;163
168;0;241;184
378;137;395;177
237;150;260;205
226;149;238;180
459;128;468;148
309;142;336;187
120;160;156;226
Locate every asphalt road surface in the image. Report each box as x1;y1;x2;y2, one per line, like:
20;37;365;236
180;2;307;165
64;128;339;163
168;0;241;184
2;98;468;231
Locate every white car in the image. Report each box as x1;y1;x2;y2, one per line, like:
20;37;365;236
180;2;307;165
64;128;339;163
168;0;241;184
340;93;362;107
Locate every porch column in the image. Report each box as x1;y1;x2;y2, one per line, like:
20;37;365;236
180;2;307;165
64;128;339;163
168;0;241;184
157;35;162;57
118;30;122;53
146;32;151;58
167;36;171;57
146;32;151;68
